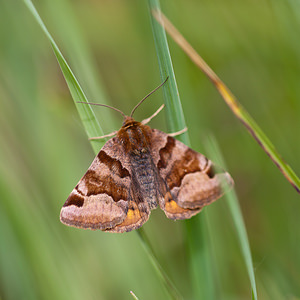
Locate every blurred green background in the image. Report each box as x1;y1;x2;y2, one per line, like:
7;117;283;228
1;0;299;299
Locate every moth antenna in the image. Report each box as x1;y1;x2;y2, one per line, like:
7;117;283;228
77;102;126;118
130;76;169;118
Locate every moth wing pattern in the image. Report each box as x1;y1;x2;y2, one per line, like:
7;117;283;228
60;137;150;233
150;129;233;220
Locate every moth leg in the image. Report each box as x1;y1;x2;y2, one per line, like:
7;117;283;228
141;104;165;125
167;127;188;137
89;130;118;140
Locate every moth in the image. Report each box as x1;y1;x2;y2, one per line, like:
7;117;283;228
60;79;233;233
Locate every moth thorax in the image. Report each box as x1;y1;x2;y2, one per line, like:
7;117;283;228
124;125;150;152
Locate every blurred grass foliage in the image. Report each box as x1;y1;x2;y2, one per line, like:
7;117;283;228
0;0;299;300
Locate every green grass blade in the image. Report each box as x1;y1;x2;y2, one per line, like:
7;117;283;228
148;1;217;297
147;0;188;145
42;0;115;132
22;0;104;154
148;1;215;299
205;135;258;300
184;214;216;299
137;229;183;300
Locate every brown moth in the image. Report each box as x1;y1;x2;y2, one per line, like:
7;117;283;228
60;80;233;233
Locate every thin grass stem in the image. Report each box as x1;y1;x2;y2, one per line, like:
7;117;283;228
137;229;183;300
205;135;258;300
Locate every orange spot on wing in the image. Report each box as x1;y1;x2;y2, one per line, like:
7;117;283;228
165;199;188;214
116;203;142;227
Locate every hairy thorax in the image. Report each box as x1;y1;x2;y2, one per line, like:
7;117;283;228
117;118;158;209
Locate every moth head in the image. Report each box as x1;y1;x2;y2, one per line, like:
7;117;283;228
122;116;138;128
